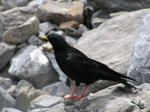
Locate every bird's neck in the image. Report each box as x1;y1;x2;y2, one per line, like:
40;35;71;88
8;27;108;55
51;41;70;52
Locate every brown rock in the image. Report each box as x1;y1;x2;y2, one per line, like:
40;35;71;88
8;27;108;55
59;21;79;30
35;1;84;24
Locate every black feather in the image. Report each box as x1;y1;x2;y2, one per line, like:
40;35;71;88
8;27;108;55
46;33;136;88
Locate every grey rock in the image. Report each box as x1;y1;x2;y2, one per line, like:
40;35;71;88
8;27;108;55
65;28;82;38
0;77;12;89
0;64;10;78
91;10;110;28
1;108;22;112
46;103;64;112
9;45;58;88
35;1;84;24
65;36;77;46
77;24;88;33
88;0;150;12
0;6;37;30
0;42;16;70
43;82;71;97
27;35;43;46
3;17;39;44
30;95;62;109
128;13;150;85
16;91;31;112
39;22;54;34
28;0;48;8
15;80;34;96
76;9;150;75
75;9;150;92
1;0;17;10
29;108;50;112
0;17;4;42
0;87;15;110
45;53;67;82
64;83;150;112
17;0;28;7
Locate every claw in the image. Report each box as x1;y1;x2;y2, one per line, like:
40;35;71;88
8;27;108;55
64;95;78;100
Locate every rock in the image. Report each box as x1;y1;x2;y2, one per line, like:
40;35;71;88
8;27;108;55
16;91;31;112
1;108;22;112
88;0;150;12
77;24;88;33
9;45;59;88
91;10;110;28
59;21;79;30
43;82;71;97
76;9;150;75
17;0;28;7
27;35;43;46
1;6;36;30
0;17;4;41
42;42;53;52
0;64;10;78
39;21;54;34
35;1;84;24
0;87;15;110
29;89;48;101
0;42;16;70
45;53;67;82
15;80;48;111
28;0;48;8
3;17;39;44
1;0;17;10
128;13;150;85
46;103;65;112
15;80;34;96
30;108;50;112
65;27;82;38
7;85;16;96
64;83;150;112
0;77;12;89
65;36;77;46
30;94;62;109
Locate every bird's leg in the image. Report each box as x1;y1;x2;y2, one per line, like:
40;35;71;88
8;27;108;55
75;85;88;100
64;86;78;100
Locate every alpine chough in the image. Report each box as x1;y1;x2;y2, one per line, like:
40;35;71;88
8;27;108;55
41;34;136;100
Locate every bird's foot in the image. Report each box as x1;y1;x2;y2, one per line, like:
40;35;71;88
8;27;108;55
64;94;78;100
75;94;87;101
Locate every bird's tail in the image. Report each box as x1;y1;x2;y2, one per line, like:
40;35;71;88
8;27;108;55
119;78;137;89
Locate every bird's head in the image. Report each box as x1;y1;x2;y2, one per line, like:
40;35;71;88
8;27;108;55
41;33;69;51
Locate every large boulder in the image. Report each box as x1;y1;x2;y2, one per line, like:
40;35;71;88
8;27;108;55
128;13;150;85
64;83;150;112
8;45;59;88
35;1;84;24
0;42;16;70
76;9;150;74
0;87;16;110
3;17;39;44
88;0;150;12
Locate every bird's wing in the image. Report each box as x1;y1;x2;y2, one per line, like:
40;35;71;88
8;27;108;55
90;58;135;81
65;48;105;73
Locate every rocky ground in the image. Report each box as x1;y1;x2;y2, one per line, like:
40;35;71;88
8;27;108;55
0;0;150;112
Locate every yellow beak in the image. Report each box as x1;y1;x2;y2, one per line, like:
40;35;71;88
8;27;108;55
41;36;48;40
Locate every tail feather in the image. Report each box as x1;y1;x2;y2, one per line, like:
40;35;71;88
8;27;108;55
119;79;137;89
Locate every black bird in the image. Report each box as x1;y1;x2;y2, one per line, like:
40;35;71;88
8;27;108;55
41;34;136;100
